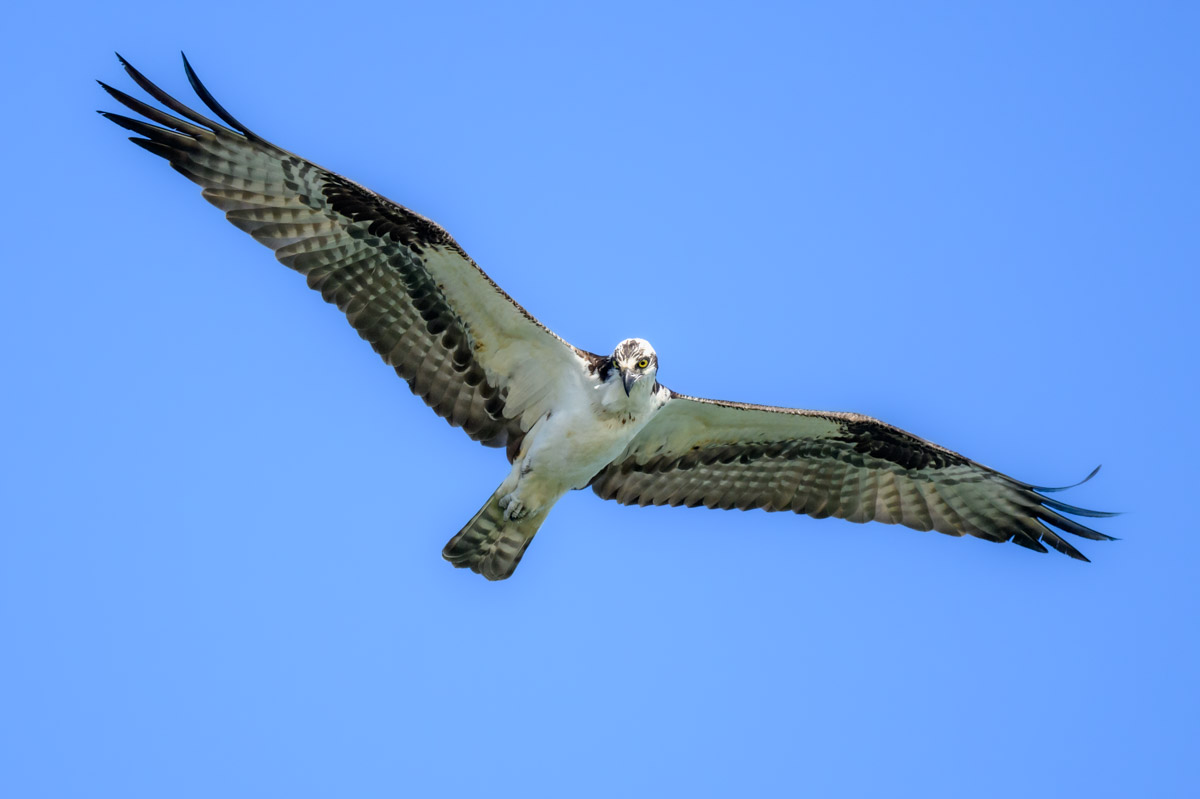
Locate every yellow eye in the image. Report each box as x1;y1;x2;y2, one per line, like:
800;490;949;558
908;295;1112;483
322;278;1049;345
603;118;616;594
637;358;649;369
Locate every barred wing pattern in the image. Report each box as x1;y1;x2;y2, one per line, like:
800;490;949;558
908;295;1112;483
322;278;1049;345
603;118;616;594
591;393;1116;559
99;55;589;459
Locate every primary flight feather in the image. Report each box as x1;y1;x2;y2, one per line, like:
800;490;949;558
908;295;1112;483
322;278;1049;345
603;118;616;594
99;54;1116;580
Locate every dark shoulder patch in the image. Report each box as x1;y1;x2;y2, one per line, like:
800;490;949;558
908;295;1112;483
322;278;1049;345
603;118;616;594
835;420;966;471
321;173;466;257
584;351;614;381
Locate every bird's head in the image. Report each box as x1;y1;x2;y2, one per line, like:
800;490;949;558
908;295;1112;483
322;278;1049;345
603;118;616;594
609;338;658;396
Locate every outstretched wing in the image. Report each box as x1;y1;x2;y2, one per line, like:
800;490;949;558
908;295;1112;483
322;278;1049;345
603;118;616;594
99;54;593;459
590;392;1116;559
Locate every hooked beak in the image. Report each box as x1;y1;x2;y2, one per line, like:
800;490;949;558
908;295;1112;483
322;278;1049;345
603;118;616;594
622;369;640;396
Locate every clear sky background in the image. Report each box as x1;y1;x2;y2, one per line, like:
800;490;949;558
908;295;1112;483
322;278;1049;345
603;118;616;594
3;2;1198;796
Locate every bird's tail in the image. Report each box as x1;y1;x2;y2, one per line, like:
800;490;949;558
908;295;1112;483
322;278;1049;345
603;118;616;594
442;489;550;580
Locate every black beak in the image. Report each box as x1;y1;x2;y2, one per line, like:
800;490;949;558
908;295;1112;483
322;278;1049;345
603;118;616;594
622;369;639;396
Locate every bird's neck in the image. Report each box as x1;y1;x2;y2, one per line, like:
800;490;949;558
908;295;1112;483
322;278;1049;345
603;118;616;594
594;378;665;421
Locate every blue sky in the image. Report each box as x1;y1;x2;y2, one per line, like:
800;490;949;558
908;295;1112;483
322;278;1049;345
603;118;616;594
4;2;1198;796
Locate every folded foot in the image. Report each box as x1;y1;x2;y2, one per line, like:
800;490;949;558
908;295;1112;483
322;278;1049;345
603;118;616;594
498;492;529;521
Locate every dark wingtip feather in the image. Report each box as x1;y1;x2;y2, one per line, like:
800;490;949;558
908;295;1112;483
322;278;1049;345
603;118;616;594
1040;495;1122;519
180;52;259;140
1039;507;1120;543
96;80;126;105
96;80;134;111
112;53;233;135
100;110;158;134
99;79;211;139
129;137;175;159
101;112;196;158
1010;534;1049;554
1018;464;1121;550
1029;464;1102;493
1039;527;1090;561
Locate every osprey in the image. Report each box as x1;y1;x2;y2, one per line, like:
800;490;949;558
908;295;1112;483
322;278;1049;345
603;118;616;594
99;55;1116;580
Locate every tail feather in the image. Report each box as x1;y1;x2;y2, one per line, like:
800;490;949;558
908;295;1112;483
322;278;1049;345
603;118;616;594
442;491;548;580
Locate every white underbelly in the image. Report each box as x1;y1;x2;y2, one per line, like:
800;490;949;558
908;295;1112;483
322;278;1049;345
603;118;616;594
523;408;646;491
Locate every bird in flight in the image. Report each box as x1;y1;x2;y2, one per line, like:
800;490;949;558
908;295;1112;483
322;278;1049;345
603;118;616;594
99;54;1116;580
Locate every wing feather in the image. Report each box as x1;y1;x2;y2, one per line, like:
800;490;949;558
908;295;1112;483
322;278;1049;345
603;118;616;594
101;55;595;457
591;392;1116;560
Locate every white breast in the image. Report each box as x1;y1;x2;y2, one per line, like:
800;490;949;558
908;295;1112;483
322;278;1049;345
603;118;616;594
522;378;664;491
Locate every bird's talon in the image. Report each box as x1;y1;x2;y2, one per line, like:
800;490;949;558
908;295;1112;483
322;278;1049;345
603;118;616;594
499;493;527;520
